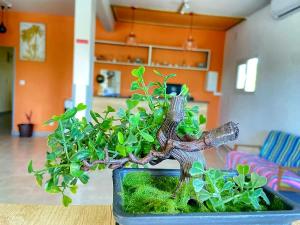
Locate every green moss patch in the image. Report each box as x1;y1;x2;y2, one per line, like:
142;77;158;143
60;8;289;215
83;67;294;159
121;172;288;214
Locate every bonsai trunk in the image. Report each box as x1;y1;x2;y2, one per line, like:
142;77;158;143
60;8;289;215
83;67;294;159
156;96;238;190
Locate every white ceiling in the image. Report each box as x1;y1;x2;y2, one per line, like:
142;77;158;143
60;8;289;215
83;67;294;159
6;0;75;16
6;0;270;18
111;0;271;17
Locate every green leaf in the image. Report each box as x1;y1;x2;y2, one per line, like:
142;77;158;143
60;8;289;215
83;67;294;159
45;180;61;194
165;73;176;80
76;103;87;111
193;178;205;192
189;161;204;176
70;150;90;162
250;172;267;188
258;188;270;205
126;132;138;144
90;111;100;123
27;160;33;173
237;164;250;175
116;144;127;157
153;87;164;96
132;66;145;78
233;174;245;189
153;108;164;124
79;174;89;184
70;163;84;177
126;99;139;110
62;195;72;207
117;132;125;144
105;106;115;113
70;185;78;194
198;189;211;202
126;146;134;153
180;84;189;96
130;81;140;91
129;113;140;128
44;118;55;125
153;69;163;77
47;152;56;161
117;108;126;118
131;93;145;101
96;150;105;160
101;119;113;130
140;131;154;142
199;115;207;125
62;108;77;120
35;174;43;187
222;181;234;192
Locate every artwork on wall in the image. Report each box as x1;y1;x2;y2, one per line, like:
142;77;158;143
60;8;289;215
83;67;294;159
20;22;46;62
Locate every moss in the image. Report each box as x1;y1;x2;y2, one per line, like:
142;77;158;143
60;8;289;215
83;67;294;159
121;172;287;214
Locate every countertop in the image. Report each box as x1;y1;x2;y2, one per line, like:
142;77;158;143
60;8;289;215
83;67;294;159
0;204;114;225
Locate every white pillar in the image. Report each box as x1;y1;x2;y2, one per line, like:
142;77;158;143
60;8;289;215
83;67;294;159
72;0;96;119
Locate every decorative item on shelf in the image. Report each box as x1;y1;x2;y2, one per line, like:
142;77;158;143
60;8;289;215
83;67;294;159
183;12;197;51
20;22;46;62
197;62;206;68
125;6;137;45
134;57;143;64
127;55;132;63
96;54;105;61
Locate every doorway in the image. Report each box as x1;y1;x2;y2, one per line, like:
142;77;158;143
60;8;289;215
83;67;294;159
0;46;14;135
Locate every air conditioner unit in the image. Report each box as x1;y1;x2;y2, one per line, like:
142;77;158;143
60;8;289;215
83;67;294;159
271;0;300;19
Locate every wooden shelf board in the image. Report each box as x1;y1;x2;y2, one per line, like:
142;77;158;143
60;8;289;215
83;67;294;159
94;60;208;71
95;40;210;53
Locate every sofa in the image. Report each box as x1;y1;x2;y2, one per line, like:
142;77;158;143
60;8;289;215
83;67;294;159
226;130;300;191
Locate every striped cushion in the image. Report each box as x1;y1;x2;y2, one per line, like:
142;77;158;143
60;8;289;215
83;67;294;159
226;151;300;191
259;131;300;167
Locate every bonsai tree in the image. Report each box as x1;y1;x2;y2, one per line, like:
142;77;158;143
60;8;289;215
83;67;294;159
18;111;34;137
28;66;239;206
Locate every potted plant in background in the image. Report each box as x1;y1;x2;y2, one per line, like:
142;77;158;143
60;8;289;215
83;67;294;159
28;67;300;225
18;111;34;137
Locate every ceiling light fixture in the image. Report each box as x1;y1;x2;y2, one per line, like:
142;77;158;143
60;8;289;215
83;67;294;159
178;0;190;15
125;6;137;45
183;12;197;50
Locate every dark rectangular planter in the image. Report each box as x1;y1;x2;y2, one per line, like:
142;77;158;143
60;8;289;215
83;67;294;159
113;168;300;225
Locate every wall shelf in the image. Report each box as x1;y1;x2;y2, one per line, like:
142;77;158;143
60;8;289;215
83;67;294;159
94;40;211;71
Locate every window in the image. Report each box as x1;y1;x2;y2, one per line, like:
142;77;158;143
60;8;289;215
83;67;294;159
236;57;258;92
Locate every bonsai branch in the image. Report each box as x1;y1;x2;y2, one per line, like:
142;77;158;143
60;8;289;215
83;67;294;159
82;150;166;170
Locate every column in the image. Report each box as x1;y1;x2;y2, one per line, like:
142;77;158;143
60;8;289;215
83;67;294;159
72;0;96;118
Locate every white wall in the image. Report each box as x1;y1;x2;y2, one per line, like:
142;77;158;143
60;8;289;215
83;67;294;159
0;47;14;113
221;6;300;145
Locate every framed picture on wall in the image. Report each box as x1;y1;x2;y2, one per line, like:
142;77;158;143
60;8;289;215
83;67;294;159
20;22;46;62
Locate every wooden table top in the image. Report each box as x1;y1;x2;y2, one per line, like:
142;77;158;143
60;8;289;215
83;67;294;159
0;204;115;225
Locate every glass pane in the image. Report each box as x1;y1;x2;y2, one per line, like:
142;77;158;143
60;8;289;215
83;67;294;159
236;64;247;89
245;58;258;92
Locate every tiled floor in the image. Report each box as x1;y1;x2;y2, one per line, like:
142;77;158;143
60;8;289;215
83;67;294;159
0;134;227;205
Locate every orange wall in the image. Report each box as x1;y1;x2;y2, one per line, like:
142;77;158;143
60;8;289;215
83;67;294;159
0;11;74;132
95;21;225;129
0;11;225;132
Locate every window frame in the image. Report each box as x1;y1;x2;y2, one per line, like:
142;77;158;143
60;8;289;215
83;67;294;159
235;56;259;94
